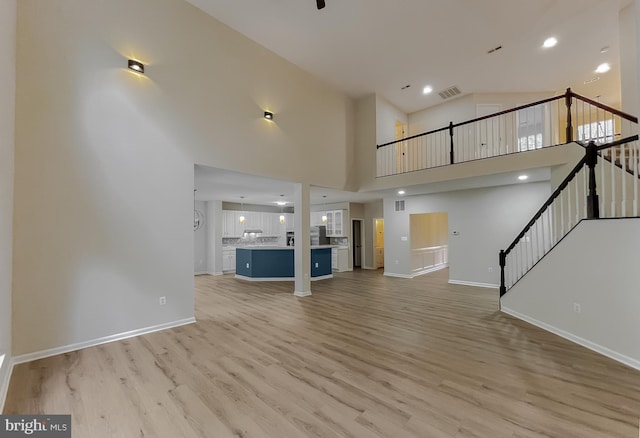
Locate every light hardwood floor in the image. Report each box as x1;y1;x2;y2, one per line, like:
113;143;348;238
5;269;640;437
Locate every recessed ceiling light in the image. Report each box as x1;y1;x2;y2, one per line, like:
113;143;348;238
595;63;611;74
542;37;558;48
518;175;528;181
275;201;287;206
600;46;610;54
398;190;406;195
423;86;433;95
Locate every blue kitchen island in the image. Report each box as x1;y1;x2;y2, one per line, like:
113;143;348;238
235;246;333;281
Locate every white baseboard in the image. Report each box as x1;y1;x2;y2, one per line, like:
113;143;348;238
311;274;333;281
208;271;224;276
363;265;376;270
411;264;448;278
12;317;196;366
383;272;413;279
448;279;499;289
0;357;14;414
294;290;312;297
501;306;640;372
194;271;208;276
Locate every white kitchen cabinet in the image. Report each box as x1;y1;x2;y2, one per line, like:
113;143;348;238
331;247;349;272
310;211;325;227
285;213;294;232
326;210;346;237
222;248;236;272
223;211;241;237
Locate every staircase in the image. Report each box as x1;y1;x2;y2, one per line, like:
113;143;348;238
499;135;640;296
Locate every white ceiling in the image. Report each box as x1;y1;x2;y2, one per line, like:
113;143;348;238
186;0;629;113
190;0;628;206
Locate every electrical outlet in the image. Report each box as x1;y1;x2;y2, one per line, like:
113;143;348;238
573;302;581;314
159;296;167;306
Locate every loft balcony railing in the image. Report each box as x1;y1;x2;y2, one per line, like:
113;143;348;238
499;135;640;297
376;88;638;177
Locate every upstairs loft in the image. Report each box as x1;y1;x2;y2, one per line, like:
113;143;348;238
372;89;638;191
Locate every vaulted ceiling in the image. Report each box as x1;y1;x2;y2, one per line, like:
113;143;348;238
185;0;629;113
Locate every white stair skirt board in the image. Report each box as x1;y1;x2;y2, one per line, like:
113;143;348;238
11;317;196;366
0;357;13;414
448;279;499;289
412;264;448;278
383;272;413;279
502;306;640;372
294;290;312;297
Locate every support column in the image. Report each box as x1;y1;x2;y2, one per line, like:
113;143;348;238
0;0;16;396
293;183;311;297
636;0;640;120
206;200;223;276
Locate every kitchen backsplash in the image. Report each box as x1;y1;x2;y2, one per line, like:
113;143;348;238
223;236;283;246
330;237;348;246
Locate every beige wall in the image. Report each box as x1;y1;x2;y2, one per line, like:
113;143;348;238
355;94;377;191
410;213;448;249
13;0;354;356
0;0;16;399
620;3;638;117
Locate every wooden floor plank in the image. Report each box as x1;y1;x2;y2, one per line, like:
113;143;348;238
4;268;640;437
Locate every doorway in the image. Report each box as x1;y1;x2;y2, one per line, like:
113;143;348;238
374;218;384;269
352;219;363;269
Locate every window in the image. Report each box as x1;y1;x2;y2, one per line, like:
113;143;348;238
578;119;614;144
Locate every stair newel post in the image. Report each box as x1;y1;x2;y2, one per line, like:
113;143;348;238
448;121;455;164
565;88;573;143
586;141;600;219
499;250;506;297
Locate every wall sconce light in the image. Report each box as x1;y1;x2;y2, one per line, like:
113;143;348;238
322;215;327;224
280;215;285;224
239;215;246;224
128;59;145;74
264;111;274;120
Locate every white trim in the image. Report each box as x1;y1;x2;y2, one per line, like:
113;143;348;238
384;272;413;279
236;275;293;282
294;290;312;297
235;274;333;282
363;265;377;270
448;279;499;289
0;357;14;414
208;271;224;276
194;271;208;276
411;264;448;278
501;306;640;371
12;317;196;366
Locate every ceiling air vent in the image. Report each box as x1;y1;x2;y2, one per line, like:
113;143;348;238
395;200;405;212
439;86;462;100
